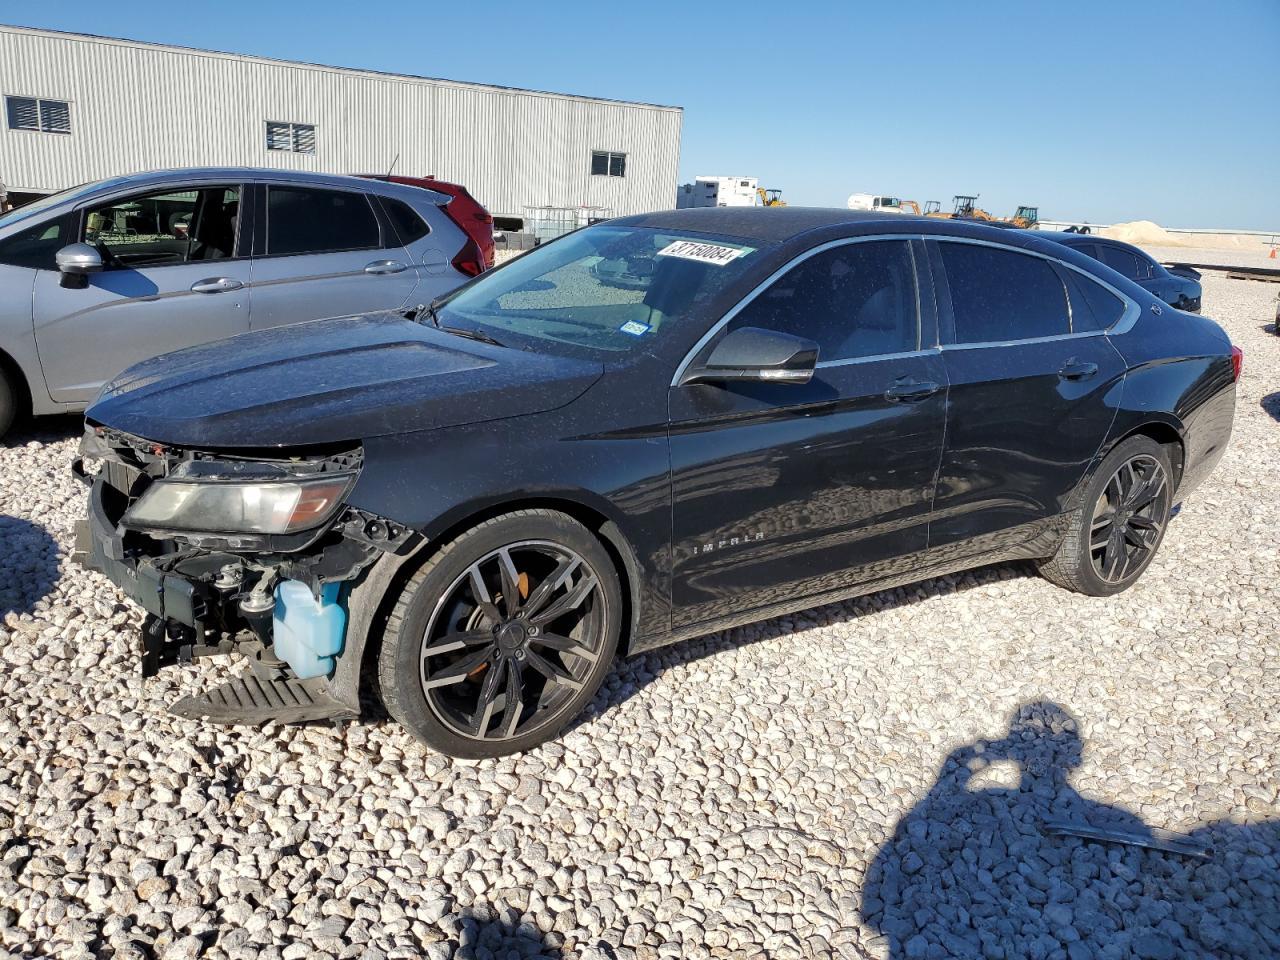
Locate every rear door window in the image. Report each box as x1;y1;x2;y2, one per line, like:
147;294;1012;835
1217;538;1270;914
939;243;1069;343
729;240;919;361
265;186;381;256
1099;245;1142;280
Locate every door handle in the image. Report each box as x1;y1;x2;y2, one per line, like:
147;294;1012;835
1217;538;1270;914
365;260;408;275
1059;360;1099;381
885;378;941;403
190;277;244;294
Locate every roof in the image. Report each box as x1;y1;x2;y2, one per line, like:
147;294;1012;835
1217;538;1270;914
1036;230;1099;243
0;24;682;112
0;167;451;229
617;207;918;243
616;207;1083;247
85;166;408;190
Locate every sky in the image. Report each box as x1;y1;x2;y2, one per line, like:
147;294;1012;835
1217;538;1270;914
4;0;1278;230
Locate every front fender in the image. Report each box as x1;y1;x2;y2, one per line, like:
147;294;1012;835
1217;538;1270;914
326;545;427;716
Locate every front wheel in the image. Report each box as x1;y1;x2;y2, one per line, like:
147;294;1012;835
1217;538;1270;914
1038;436;1174;596
377;509;621;758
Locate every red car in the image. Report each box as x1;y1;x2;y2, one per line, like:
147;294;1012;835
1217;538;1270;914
357;174;494;275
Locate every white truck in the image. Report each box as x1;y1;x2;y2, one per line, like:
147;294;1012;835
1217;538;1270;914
847;193;912;214
677;176;759;209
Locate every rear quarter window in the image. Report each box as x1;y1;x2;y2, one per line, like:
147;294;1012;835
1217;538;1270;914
1065;270;1127;331
380;197;431;246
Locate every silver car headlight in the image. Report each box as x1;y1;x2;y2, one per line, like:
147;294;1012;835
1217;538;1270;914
123;469;355;535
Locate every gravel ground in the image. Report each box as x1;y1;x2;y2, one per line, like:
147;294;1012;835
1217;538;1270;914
494;249;527;266
0;274;1276;960
1140;245;1279;272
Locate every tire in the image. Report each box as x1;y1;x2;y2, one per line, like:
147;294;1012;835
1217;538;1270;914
0;369;16;441
1037;436;1174;596
377;509;622;758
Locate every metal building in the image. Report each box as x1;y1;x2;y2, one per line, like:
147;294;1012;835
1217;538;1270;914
0;24;682;226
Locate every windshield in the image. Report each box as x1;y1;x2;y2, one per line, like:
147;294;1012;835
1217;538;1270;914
438;225;763;356
0;175;135;231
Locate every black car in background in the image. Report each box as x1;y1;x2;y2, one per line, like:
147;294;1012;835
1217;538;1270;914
1042;232;1203;313
76;209;1239;758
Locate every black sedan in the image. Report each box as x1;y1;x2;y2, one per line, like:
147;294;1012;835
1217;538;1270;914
75;209;1239;758
1041;231;1203;313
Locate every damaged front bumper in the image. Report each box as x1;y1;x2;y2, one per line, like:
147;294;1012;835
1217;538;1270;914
73;427;418;725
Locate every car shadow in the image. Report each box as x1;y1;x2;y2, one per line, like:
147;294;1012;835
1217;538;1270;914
575;560;1037;731
0;515;62;619
0;413;82;448
860;700;1279;959
1262;391;1280;423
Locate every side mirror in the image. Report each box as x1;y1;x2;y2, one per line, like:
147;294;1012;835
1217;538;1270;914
681;326;818;386
57;243;104;275
56;243;104;288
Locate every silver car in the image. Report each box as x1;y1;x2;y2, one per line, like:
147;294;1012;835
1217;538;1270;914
0;167;476;437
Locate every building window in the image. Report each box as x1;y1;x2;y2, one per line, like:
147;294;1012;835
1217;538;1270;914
266;121;316;154
6;96;71;134
591;150;626;178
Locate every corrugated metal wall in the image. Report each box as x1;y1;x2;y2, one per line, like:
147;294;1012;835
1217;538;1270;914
0;27;682;218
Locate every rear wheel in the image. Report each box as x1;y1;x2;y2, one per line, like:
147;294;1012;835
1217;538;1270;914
377;509;621;758
1038;436;1174;596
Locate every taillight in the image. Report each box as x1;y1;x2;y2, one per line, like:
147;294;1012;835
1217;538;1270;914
451;237;486;277
1231;345;1243;381
440;201;493;275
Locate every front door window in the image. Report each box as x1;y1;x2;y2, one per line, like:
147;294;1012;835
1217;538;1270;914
84;186;240;268
724;241;920;361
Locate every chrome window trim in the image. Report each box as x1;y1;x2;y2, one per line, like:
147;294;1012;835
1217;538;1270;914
933;236;1141;342
816;346;940;369
941;330;1105;350
670;233;924;387
671;232;1143;386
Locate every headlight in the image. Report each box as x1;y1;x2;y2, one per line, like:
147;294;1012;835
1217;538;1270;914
123;470;355;535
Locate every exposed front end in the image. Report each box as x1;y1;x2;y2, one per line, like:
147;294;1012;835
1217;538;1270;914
73;425;415;724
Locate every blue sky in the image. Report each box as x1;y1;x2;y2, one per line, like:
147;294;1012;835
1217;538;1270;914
5;0;1278;229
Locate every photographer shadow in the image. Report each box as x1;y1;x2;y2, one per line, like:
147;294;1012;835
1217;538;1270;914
0;515;62;618
861;701;1279;959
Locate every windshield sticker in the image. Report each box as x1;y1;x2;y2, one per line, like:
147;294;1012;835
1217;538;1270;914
656;240;752;267
619;320;651;337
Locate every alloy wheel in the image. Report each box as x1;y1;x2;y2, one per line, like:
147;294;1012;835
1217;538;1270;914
1089;454;1171;584
419;540;605;741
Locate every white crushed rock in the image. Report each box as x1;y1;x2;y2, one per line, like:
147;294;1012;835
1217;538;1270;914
494;248;527;266
0;275;1276;959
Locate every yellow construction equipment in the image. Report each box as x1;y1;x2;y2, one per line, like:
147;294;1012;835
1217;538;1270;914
1008;205;1040;228
951;195;996;220
756;188;786;207
925;195;1040;228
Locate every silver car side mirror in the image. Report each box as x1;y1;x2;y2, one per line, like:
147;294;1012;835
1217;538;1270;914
56;243;104;289
56;243;104;275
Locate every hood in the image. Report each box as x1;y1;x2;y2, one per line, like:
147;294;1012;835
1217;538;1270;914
86;313;604;448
